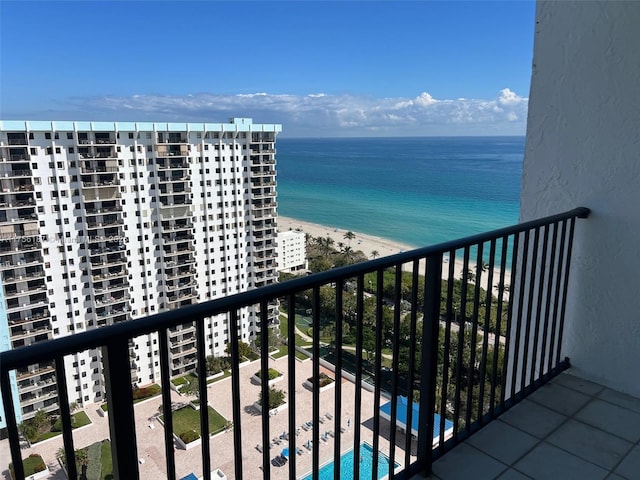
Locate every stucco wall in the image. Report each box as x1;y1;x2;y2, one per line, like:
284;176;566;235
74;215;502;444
521;1;640;396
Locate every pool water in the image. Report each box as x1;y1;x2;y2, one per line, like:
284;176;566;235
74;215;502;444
300;443;399;480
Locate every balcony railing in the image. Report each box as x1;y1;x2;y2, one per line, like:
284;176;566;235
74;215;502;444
0;208;588;480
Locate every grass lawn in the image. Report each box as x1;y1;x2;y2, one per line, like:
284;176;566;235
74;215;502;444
133;383;161;403
166;405;228;438
294;333;311;347
171;373;198;387
72;411;91;428
278;315;288;339
271;345;288;359
100;440;113;479
10;454;46;477
295;349;310;360
32;411;92;442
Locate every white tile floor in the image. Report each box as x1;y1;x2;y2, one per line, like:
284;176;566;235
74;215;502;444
428;371;640;480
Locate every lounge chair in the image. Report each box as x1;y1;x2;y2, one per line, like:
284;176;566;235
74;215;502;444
256;444;263;453
325;413;333;420
328;430;335;437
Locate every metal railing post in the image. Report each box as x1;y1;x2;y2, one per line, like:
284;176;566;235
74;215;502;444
102;339;139;479
417;253;442;475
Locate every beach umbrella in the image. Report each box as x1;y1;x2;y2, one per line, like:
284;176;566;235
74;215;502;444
281;447;289;458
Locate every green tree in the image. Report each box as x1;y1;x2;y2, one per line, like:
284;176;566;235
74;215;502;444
370;250;380;259
255;326;278;351
362;327;377;362
258;387;286;410
75;447;89;475
206;355;230;375
179;379;200;399
225;340;254;360
20;409;50;443
343;231;356;247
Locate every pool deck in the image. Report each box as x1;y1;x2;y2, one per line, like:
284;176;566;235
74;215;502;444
0;354;413;480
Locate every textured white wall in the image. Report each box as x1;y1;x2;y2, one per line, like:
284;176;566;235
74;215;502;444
521;1;640;396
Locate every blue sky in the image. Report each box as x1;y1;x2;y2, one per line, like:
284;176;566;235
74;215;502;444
0;1;535;136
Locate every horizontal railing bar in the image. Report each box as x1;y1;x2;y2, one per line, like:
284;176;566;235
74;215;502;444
0;207;590;370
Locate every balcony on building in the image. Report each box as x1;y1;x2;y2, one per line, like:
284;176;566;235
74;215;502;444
1;147;30;162
154;157;189;169
3;5;640;478
94;132;116;145
159;183;191;195
1;265;45;284
159;194;190;208
164;265;196;281
5;132;28;146
158;171;190;183
83;201;121;216
249;165;276;177
251;133;275;143
81;159;119;173
159;206;193;221
91;265;128;282
162;231;194;244
0;192;36;209
4;166;32;178
17;372;56;393
161;219;193;232
156;145;190;159
157;132;188;144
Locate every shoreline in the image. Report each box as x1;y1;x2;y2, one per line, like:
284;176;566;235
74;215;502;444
278;216;511;297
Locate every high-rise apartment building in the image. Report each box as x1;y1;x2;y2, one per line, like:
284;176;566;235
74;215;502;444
0;118;281;426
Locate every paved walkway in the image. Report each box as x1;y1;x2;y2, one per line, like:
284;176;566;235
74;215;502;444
0;354;413;479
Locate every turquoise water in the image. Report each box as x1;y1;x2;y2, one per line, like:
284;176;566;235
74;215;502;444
300;442;398;480
276;137;523;248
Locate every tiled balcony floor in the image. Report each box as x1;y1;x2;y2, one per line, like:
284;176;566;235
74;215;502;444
429;370;640;480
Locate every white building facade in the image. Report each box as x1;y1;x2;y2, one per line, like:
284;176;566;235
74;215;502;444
276;230;307;272
0;118;280;424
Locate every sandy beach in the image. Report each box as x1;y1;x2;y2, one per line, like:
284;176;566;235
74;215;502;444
278;216;511;297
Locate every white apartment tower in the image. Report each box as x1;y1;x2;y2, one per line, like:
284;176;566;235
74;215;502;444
276;230;307;272
0;118;280;424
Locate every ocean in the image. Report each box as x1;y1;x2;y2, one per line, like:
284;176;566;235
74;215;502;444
275;137;524;249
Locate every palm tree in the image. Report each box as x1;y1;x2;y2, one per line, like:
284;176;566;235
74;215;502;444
460;268;475;283
56;448;65;461
75;448;89;473
326;236;335;249
343;231;356;247
371;250;379;259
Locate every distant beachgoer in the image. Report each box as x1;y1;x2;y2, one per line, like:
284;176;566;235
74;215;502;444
347;418;350;428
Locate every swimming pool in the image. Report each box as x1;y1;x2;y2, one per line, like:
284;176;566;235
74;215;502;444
300;443;399;480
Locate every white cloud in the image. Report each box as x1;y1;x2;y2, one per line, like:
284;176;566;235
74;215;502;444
66;89;529;136
498;87;525;106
